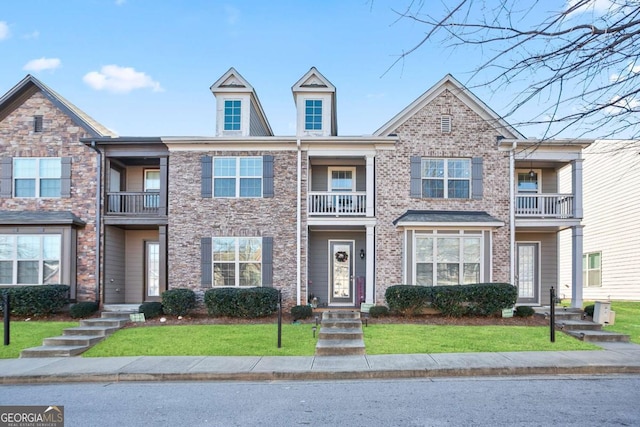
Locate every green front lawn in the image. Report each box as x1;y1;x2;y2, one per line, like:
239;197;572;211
604;302;640;344
0;321;78;359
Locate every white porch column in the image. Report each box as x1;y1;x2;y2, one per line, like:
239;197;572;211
366;224;375;303
572;159;584;219
571;225;584;308
366;155;375;217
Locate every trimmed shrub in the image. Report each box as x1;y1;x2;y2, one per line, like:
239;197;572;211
385;285;433;316
385;283;518;318
291;305;313;321
161;288;196;316
368;305;389;318
584;304;595;317
204;287;279;318
515;306;536;317
0;285;69;316
139;302;163;319
69;301;99;319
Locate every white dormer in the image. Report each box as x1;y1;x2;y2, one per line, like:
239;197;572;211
210;68;273;137
291;67;337;137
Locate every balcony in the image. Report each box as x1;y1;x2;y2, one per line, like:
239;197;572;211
515;194;574;218
107;192;164;215
308;192;366;216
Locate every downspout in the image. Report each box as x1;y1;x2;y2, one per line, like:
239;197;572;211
296;138;301;305
509;141;516;287
88;141;102;305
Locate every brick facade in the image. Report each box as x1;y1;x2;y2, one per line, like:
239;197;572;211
0;91;98;301
374;89;511;302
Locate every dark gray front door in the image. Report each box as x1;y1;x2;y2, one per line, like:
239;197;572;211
329;240;354;305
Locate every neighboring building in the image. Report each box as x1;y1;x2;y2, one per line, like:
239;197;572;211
559;139;640;301
0;75;115;302
1;70;593;309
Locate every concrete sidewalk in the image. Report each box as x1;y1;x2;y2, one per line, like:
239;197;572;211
1;342;640;384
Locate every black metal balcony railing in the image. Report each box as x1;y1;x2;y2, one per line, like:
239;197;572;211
515;194;574;218
308;192;366;215
107;192;162;215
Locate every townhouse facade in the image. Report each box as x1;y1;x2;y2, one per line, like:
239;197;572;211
0;69;592;310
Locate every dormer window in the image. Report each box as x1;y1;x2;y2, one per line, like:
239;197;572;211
305;100;322;131
224;100;242;131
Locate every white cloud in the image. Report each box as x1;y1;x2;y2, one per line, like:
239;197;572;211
115;0;126;5
0;21;10;40
23;57;61;72
23;30;39;39
83;65;163;94
609;62;640;82
566;0;614;13
604;95;640;115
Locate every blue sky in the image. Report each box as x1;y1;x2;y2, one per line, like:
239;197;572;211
0;0;621;138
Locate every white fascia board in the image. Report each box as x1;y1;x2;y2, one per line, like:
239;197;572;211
308;218;377;227
396;221;505;228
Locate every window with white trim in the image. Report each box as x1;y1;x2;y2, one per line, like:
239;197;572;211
213;157;262;198
223;100;241;131
0;234;61;285
213;237;262;286
414;230;482;286
583;252;601;287
305;99;322;131
421;158;470;198
13;158;62;198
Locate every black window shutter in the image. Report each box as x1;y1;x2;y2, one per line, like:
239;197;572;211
262;236;273;287
471;157;483;199
60;157;72;198
263;155;274;198
410;156;422;198
0;157;12;198
201;237;212;287
201;156;212;198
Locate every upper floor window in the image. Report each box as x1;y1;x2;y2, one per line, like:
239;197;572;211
213;157;262;198
422;158;470;198
583;252;602;287
305;99;322;131
13;158;61;198
224;100;241;131
144;169;160;208
329;167;355;192
213;237;262;287
0;234;61;285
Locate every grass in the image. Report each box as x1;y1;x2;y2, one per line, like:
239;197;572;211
604;301;640;344
363;325;598;354
0;321;78;359
84;324;318;357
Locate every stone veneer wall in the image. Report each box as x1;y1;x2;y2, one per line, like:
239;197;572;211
374;89;511;303
0;91;98;301
167;149;306;307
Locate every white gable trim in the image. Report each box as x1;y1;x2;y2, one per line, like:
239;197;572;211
374;74;524;139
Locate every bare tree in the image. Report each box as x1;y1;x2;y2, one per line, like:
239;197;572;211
387;0;640;140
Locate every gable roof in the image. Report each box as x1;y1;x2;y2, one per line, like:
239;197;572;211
210;67;273;136
374;74;524;139
0;74;116;138
291;67;338;135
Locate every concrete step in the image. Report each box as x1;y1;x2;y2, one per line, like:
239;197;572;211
535;307;583;321
20;345;88;358
80;318;129;328
315;339;366;356
318;327;364;340
565;330;630;343
63;325;120;336
43;335;105;347
556;320;602;331
320;319;362;329
322;310;360;320
101;311;135;319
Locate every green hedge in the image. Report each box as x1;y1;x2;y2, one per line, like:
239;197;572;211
0;285;70;316
69;301;99;319
161;288;196;316
204;287;279;318
368;305;389;318
139;302;163;319
385;283;517;318
290;305;313;321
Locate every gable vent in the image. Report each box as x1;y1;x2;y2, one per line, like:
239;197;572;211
34;115;43;132
440;116;451;133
